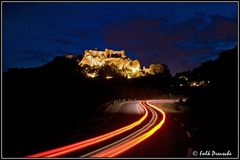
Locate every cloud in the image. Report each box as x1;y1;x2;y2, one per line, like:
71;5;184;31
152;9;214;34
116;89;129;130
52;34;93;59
102;15;237;74
197;15;237;41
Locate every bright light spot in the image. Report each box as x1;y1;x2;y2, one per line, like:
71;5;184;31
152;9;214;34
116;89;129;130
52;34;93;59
87;72;98;78
127;75;132;79
179;76;188;81
192;82;197;86
65;54;74;59
190;81;209;87
106;76;113;79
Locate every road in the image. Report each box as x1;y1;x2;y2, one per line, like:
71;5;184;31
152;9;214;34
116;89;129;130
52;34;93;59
26;99;197;158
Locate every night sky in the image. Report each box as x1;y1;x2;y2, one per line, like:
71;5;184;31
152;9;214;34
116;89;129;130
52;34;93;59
2;2;238;75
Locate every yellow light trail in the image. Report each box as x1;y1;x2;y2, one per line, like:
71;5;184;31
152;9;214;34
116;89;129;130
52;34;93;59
91;101;165;157
81;103;157;157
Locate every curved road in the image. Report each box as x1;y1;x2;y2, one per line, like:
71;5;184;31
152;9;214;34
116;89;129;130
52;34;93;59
26;100;166;158
27;99;193;158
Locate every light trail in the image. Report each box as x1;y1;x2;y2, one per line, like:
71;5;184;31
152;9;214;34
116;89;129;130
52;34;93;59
82;102;157;157
147;99;179;103
26;102;148;158
91;101;166;157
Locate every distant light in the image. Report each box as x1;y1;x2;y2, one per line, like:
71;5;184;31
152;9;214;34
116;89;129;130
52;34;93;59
179;84;183;87
127;75;132;79
65;54;74;59
179;76;188;81
190;82;198;87
106;76;113;79
86;72;97;78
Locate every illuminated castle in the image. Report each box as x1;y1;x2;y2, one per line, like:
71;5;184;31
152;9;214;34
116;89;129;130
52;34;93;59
66;48;165;79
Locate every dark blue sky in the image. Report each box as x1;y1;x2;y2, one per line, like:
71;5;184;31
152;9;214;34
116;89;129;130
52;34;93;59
3;2;238;75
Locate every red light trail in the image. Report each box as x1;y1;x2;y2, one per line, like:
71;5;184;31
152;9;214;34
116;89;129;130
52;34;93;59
90;101;165;157
26;101;148;158
26;101;166;158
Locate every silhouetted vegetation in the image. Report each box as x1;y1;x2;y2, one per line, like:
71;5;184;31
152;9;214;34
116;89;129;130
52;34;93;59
175;47;238;155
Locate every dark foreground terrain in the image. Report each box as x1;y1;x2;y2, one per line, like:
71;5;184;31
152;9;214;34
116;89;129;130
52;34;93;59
2;47;238;157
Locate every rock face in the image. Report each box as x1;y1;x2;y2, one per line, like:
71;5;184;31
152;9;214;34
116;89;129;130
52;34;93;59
143;64;165;75
66;48;167;79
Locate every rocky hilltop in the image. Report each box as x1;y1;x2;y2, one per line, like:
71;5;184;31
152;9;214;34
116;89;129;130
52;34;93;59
65;48;168;79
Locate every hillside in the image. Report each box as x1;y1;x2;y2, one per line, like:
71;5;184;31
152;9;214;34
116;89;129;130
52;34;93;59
3;49;172;157
174;47;238;154
3;47;237;157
